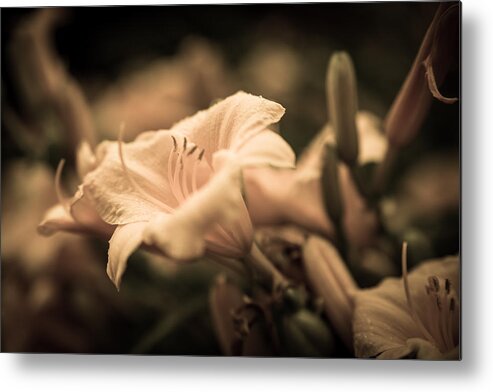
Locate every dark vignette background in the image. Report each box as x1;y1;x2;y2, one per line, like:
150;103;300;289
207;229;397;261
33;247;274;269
2;3;459;157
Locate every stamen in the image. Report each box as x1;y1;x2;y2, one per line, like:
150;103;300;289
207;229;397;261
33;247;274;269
172;149;185;202
429;276;440;292
183;137;187;150
192;150;210;193
181;154;190;197
167;145;180;202
444;295;458;351
445;306;456;350
436;296;442;311
181;143;203;198
191;160;200;193
401;242;437;344
167;134;189;204
187;145;198;156
118;124;173;213
55;159;71;214
423;274;457;353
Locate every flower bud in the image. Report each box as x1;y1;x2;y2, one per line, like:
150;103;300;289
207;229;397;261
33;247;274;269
385;3;459;148
302;235;358;349
281;309;334;357
327;51;359;166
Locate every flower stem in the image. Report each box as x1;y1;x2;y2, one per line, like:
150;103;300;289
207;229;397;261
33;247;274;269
244;242;289;292
206;255;249;278
372;145;398;195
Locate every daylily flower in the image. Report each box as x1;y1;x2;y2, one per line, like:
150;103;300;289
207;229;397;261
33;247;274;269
40;91;296;289
353;244;460;359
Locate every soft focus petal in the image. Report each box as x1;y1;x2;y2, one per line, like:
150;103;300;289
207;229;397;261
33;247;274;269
353;277;421;358
38;189;114;239
173;91;286;164
376;345;414;360
236;129;295;168
107;222;147;290
243;167;335;236
70;187;114;238
356;111;387;164
377;337;457;360
38;204;87;236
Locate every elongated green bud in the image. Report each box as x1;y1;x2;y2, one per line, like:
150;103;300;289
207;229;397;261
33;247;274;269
281;309;335;357
327;51;359;166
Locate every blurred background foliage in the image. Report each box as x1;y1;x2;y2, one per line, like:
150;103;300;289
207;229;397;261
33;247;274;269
1;3;459;354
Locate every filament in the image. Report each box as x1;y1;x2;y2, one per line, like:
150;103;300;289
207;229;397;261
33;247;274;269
55;159;71;214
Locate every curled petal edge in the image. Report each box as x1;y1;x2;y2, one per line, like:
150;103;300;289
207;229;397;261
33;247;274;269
423;56;458;104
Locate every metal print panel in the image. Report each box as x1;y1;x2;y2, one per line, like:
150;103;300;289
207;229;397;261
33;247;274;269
1;2;460;358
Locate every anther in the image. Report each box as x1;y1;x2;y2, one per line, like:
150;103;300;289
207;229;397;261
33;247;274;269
449;298;455;311
445;278;451;294
428;276;440;292
198;149;205;161
183;137;187;150
187;145;198;156
171;135;177;151
436;296;442;311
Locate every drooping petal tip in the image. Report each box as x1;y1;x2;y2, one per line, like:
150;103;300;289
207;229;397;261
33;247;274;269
107;222;147;290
